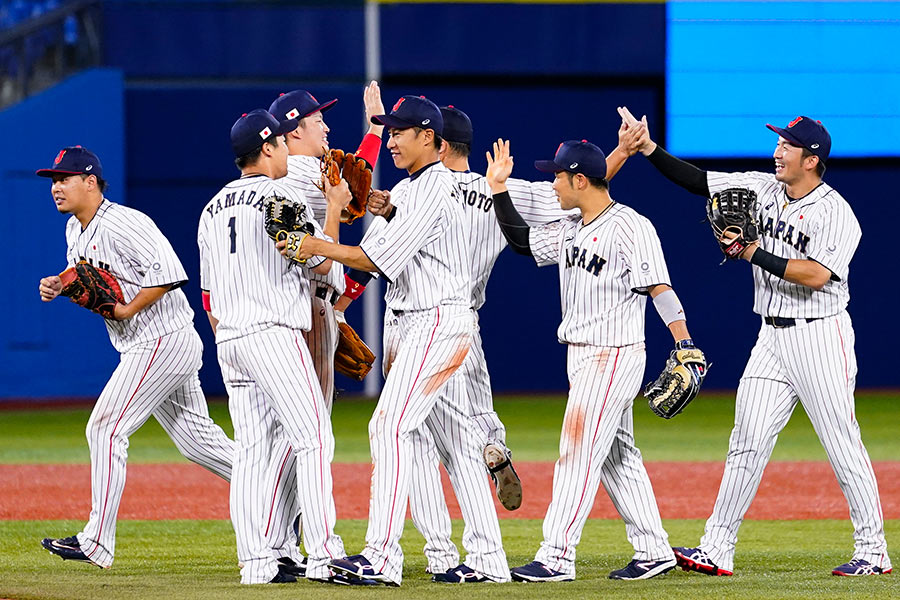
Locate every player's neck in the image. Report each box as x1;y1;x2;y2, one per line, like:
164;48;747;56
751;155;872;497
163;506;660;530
784;175;822;199
441;154;469;172
578;190;614;224
407;151;440;175
74;196;104;229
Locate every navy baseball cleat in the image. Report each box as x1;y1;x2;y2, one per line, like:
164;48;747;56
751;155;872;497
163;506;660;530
483;443;522;511
673;547;732;576
328;554;398;586
309;573;380;586
431;564;490;583
41;536;101;567
276;556;306;578
267;570;297;583
832;559;892;576
608;557;677;580
510;561;574;582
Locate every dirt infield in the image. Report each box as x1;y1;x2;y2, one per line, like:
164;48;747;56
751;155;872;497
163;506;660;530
3;461;898;521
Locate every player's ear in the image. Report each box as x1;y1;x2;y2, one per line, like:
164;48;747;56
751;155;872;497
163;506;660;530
439;139;449;159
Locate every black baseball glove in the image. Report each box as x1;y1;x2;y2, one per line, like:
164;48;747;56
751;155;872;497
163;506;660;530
263;194;314;242
706;187;759;260
644;339;708;419
58;261;125;320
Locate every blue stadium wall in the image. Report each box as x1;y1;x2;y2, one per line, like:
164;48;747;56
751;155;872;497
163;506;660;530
4;1;897;399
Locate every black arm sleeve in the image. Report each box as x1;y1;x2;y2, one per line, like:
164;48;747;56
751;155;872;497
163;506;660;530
646;146;710;197
491;190;532;256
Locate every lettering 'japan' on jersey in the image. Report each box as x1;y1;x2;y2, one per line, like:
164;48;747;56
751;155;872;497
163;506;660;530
282;154;345;294
360;162;471;311
453;172;575;310
707;171;860;319
197;175;329;343
530;203;671;347
65;199;194;353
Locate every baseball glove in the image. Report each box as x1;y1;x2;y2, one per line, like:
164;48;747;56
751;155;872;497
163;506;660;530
58;261;125;320
643;339;708;419
334;320;376;381
264;194;315;264
706;187;759;260
319;149;372;225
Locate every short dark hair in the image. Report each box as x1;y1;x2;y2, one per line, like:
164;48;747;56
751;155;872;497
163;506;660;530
80;173;108;193
565;171;608;190
234;135;280;170
446;140;471;158
413;127;443;151
801;147;826;177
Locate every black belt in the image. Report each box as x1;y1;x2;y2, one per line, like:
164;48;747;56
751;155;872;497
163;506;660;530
313;285;340;306
764;316;822;329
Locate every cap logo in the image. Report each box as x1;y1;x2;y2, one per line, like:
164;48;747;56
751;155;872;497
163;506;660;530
788;116;803;128
53;150;66;165
286;108;300;120
392;97;406;112
85;165;92;171
422;119;430;125
259;127;272;139
569;162;578;169
811;143;819;149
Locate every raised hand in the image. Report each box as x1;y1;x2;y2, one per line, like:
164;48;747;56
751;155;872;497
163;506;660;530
618;106;655;156
485;138;514;192
364;81;385;134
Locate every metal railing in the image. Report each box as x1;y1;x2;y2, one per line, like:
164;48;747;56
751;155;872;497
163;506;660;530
0;0;102;108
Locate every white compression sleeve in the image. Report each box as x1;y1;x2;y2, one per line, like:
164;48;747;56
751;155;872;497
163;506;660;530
652;289;686;326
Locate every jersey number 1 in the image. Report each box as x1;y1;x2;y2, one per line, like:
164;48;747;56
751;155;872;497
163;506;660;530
228;217;237;253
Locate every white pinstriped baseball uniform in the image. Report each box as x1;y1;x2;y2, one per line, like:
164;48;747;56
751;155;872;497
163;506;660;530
64;199;233;569
696;171;890;572
198;175;344;584
527;202;676;576
354;161;509;584
403;173;575;573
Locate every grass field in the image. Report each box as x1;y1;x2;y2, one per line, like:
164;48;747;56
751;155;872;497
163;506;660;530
1;393;898;599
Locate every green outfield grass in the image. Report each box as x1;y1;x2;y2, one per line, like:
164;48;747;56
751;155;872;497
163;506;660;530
0;392;897;464
2;519;897;600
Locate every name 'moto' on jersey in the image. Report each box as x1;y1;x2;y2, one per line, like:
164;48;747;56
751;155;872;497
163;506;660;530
65;199;194;353
360;162;471;311
530;203;671;347
453;172;574;310
707;171;860;319
197;175;328;343
280;154;344;294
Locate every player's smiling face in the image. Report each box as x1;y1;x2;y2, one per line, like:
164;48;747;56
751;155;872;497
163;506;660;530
773;137;805;183
387;127;426;172
298;111;330;157
50;173;91;214
552;171;578;210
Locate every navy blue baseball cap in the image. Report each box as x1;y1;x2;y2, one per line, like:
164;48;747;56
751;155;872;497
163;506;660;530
535;140;607;179
36;146;103;178
766;116;831;162
268;90;337;128
230;109;294;157
372;95;443;135
439;105;472;144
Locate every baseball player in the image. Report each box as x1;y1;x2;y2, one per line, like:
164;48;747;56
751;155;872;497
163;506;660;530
361;106;648;576
258;83;385;574
37;146;234;569
619;107;892;577
280;95;510;585
487;138;701;581
197;109;350;584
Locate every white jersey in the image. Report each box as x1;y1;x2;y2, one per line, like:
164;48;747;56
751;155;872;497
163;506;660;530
530;203;671;347
360;162;471;311
281;154;345;293
708;171;859;319
197;175;329;344
452;172;574;310
64;199;194;353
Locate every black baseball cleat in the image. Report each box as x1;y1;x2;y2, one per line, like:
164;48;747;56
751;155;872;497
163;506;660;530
41;536;102;567
277;556;307;578
268;570;297;583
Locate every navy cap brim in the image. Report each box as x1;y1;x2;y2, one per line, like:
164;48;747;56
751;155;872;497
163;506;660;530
534;159;563;173
766;124;806;149
371;114;418;129
35;169;85;177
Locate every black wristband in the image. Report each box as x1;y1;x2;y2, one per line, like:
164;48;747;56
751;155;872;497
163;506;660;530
386;205;397;222
750;247;789;279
